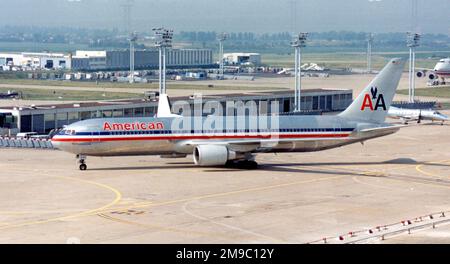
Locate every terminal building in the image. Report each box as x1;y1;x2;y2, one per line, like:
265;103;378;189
0;49;214;71
0;52;71;70
71;51;108;71
0;89;352;135
72;49;214;71
224;53;261;66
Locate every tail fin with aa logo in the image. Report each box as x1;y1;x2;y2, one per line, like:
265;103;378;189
338;58;406;123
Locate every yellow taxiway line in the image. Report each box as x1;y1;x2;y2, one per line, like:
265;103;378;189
415;160;450;180
0;175;122;230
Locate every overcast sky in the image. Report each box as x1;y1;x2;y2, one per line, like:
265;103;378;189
1;0;449;34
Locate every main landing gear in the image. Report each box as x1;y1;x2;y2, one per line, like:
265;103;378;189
236;160;258;170
77;154;87;171
225;155;258;170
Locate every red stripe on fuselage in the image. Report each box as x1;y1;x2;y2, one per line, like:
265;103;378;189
436;71;450;76
52;133;351;143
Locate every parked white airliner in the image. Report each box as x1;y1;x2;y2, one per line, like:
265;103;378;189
52;58;406;170
417;58;450;84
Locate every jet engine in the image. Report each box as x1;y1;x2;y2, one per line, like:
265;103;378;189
193;145;238;166
416;71;426;78
428;73;437;80
416;71;437;80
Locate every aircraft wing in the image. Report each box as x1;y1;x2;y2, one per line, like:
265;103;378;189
182;137;354;146
176;136;356;153
389;114;417;120
174;125;405;152
401;116;418;120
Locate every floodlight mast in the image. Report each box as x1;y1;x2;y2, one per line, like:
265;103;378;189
291;33;307;112
407;32;420;102
129;32;138;84
406;0;420;103
217;33;227;79
153;28;173;95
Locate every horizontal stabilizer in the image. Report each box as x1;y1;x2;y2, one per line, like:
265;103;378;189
359;125;406;133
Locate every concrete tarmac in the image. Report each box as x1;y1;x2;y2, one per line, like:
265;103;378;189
0;117;449;243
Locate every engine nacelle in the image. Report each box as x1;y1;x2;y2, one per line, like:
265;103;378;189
193;145;237;166
428;73;437;80
416;71;426;78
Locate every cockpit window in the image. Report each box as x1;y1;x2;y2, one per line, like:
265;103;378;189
62;129;76;135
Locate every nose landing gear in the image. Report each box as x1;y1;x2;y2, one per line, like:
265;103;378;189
79;163;87;171
77;155;87;171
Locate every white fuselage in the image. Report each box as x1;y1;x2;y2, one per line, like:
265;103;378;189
388;106;449;123
51;115;393;157
434;58;450;78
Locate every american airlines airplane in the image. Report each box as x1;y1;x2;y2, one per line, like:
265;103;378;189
416;58;450;84
52;58;406;170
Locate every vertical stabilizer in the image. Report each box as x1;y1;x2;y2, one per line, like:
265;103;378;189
156;94;181;118
339;58;405;123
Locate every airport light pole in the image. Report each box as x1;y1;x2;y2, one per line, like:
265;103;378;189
217;33;227;79
153;28;173;95
291;33;308;112
366;33;374;74
129;32;137;84
407;32;420;103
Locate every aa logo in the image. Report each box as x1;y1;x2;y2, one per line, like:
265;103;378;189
360;87;386;111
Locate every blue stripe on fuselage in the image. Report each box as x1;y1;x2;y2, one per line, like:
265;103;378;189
62;128;355;136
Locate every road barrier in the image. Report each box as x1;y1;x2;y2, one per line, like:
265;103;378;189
0;137;54;150
308;211;450;244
